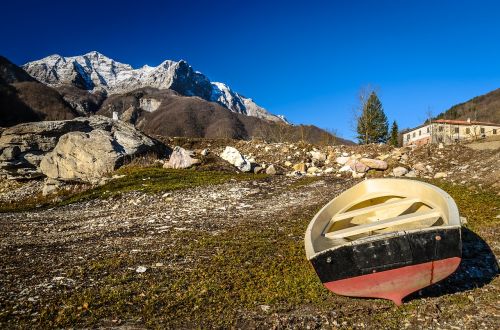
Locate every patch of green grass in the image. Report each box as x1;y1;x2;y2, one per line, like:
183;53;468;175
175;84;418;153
288;176;324;189
0;167;266;213
59;167;264;205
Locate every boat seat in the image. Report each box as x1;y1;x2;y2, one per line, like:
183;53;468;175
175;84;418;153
329;197;421;223
324;210;441;239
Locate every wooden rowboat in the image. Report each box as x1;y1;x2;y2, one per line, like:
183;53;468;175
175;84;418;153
304;179;462;305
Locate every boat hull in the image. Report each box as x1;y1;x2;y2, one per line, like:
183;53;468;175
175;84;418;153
310;227;461;305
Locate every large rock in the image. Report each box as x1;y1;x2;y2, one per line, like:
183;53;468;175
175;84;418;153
40;130;117;182
220;146;252;172
360;158;388;170
0;116;163;181
163;146;200;169
347;159;369;173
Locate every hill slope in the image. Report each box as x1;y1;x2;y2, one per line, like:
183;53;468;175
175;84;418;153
97;88;352;144
435;88;500;123
0;56;77;127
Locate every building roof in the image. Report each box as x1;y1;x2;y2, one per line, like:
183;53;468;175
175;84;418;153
432;119;500;126
405;119;500;133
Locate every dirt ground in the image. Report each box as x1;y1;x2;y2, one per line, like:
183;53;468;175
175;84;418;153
0;143;499;329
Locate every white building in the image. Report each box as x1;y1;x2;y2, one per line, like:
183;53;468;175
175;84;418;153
403;119;499;146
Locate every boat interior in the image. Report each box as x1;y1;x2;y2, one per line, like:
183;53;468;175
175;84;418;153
304;179;462;258
321;193;445;246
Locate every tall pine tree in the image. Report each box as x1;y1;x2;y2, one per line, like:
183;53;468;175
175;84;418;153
356;92;388;144
389;120;399;146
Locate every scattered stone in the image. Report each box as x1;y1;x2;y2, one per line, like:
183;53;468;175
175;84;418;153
307;166;319;174
336;156;350;165
0;146;21;160
413;162;426;172
352;171;365;178
135;266;147;273
310;151;326;162
259;305;270;313
339;165;352;172
434;172;448;179
163;146;200;169
324;167;334;174
42;178;62;196
265;164;277;175
292;163;307;172
348;159;369;173
405;170;417;178
200;149;209;156
360;158;388;170
393;166;409;177
284;161;292;167
220;146;252;172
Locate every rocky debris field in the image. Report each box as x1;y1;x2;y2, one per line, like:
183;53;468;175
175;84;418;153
158;137;499;189
0;137;499;329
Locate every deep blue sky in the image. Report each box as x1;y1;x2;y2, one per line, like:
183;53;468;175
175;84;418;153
2;0;499;140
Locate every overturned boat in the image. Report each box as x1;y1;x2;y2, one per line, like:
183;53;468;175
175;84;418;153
304;179;462;305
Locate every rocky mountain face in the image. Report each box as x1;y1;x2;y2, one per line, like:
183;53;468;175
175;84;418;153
23;51;285;122
0;56;77;127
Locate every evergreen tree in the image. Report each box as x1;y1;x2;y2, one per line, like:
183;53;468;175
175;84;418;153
389;120;399;146
356;92;388;144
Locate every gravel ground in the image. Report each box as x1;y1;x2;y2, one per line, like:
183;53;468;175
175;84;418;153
0;143;499;329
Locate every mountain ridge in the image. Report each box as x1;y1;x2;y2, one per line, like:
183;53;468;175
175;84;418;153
23;51;286;123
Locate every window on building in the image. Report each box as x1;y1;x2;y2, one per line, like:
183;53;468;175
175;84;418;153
493;129;497;135
407;134;410;140
466;128;470;134
439;126;444;132
412;132;416;138
427;127;430;133
419;130;421;136
480;127;485;134
454;127;459;133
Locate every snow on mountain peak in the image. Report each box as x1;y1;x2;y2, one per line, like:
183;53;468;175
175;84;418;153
23;52;287;123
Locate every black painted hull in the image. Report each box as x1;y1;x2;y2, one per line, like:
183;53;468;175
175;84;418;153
310;227;461;304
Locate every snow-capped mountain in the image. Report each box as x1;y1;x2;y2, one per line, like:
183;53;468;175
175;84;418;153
23;51;286;123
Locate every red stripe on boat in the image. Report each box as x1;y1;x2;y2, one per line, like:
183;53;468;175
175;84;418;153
323;257;461;305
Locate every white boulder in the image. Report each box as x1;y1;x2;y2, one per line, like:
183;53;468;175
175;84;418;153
220;146;252;172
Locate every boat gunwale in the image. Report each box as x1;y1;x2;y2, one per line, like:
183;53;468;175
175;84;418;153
305;178;461;260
